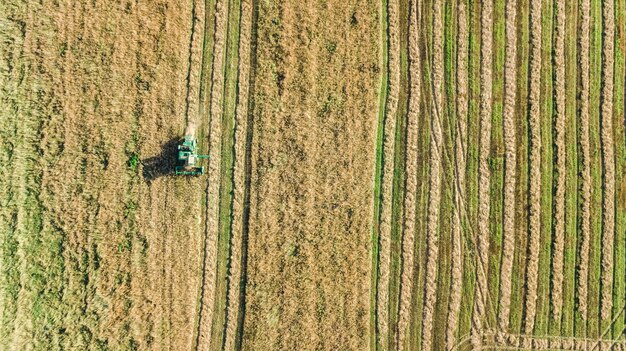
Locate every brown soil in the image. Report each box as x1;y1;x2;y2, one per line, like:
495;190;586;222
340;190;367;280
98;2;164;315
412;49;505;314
397;0;421;349
578;0;591;321
524;0;543;334
240;0;380;349
378;0;401;347
599;0;615;321
421;1;444;350
497;0;519;332
551;0;566;321
223;0;253;348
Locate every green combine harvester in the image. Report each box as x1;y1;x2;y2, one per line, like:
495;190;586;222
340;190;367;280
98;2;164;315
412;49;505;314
175;135;209;175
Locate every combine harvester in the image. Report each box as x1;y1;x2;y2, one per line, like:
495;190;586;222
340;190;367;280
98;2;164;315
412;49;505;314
175;134;209;175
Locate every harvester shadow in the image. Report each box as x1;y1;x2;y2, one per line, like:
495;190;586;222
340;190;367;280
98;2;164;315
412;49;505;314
141;137;181;182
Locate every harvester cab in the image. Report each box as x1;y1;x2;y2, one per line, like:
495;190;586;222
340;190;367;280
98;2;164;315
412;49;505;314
175;135;209;176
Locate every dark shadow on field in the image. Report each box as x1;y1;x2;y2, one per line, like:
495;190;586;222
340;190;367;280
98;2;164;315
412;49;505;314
141;137;181;182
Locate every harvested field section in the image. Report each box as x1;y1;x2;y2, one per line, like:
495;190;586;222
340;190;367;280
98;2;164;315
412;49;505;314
240;0;380;349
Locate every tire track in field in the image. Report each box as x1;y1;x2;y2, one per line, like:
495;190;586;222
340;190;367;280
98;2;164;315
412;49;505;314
551;0;566;321
523;0;543;336
599;0;616;321
472;0;494;346
446;0;468;347
377;0;400;347
196;0;229;348
421;1;443;350
578;0;591;322
497;0;518;334
223;0;253;347
396;1;420;349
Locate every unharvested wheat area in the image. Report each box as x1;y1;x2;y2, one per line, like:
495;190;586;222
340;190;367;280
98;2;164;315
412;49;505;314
0;0;624;350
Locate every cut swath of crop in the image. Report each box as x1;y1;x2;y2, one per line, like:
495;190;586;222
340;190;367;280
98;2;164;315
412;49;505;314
599;0;615;322
551;0;566;322
523;0;543;337
196;0;229;348
496;0;518;334
578;0;592;323
396;0;420;349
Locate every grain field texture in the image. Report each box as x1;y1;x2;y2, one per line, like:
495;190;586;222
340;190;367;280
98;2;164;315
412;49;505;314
2;0;626;350
239;0;380;349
